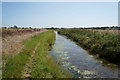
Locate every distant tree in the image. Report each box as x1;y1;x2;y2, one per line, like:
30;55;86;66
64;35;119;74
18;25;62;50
25;27;28;29
14;25;18;29
51;27;54;29
29;27;32;29
2;27;7;29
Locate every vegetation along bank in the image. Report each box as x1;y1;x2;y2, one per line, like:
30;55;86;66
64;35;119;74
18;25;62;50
57;29;120;65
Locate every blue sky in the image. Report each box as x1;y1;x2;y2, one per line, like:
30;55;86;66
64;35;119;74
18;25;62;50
2;2;118;28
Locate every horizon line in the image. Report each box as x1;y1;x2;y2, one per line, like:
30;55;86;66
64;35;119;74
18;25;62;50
1;25;119;28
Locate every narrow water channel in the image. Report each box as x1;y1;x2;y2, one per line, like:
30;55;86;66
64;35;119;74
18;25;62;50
50;32;119;78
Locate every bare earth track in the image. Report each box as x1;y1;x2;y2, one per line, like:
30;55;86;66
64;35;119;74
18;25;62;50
2;29;47;55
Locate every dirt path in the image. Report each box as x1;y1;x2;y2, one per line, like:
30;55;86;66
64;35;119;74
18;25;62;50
2;30;46;55
22;41;41;78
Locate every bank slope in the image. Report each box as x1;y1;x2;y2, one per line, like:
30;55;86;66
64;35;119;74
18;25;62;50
3;31;68;78
57;29;120;65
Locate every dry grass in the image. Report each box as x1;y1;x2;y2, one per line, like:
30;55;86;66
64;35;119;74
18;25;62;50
2;28;47;38
88;29;119;34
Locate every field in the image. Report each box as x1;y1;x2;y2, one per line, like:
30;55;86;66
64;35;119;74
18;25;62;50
2;28;47;56
2;29;69;78
2;28;47;38
2;28;119;78
57;29;120;65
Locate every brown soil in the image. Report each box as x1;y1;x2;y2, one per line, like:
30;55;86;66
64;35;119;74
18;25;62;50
2;28;47;55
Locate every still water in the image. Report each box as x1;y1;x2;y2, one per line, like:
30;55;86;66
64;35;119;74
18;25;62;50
50;32;119;78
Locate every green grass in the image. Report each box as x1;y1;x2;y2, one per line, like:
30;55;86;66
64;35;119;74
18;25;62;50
3;33;39;78
2;31;69;78
31;31;69;78
57;29;120;65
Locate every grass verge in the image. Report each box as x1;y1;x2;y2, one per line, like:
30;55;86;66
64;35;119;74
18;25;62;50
2;31;69;78
31;31;69;78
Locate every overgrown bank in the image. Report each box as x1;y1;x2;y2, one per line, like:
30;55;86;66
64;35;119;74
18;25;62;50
57;29;120;65
2;31;68;78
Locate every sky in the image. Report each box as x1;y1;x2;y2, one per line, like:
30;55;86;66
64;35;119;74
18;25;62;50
2;2;118;28
1;0;120;2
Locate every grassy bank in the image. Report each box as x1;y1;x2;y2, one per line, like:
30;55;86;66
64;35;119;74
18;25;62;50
2;31;68;78
57;29;120;65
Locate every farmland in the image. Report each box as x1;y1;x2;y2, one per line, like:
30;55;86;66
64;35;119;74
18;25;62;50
57;29;120;65
1;28;119;78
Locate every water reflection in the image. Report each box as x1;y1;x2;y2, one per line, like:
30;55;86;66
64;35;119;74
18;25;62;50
50;32;119;78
